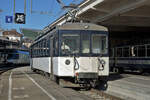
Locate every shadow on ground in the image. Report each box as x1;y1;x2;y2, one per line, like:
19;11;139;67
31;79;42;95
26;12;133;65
108;73;127;81
0;64;29;75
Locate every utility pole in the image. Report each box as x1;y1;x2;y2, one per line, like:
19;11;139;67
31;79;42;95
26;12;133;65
56;0;65;9
0;9;3;28
13;0;26;15
13;0;26;24
0;9;2;12
13;0;15;16
31;0;32;14
24;0;26;14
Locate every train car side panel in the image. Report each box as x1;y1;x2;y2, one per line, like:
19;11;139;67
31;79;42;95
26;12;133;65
53;57;59;76
98;57;109;76
54;57;74;77
32;57;51;73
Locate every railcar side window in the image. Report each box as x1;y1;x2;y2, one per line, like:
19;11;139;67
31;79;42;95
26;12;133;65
43;39;46;56
41;40;43;56
40;41;42;56
31;46;33;57
42;40;44;56
147;45;150;57
116;48;122;57
109;48;114;57
54;36;58;56
92;35;107;54
37;42;39;57
138;46;145;57
31;38;50;57
123;47;129;57
35;44;38;57
46;38;50;56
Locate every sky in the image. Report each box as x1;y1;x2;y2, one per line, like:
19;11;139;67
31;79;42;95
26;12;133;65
0;0;83;32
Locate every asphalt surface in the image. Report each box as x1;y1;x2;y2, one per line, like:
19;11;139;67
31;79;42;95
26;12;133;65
1;66;150;100
0;66;92;100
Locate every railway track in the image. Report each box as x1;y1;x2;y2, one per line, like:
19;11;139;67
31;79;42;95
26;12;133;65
0;65;18;75
78;89;123;100
0;68;10;75
34;69;124;100
92;89;123;100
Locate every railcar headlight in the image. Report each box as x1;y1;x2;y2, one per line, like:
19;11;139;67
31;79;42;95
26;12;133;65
100;59;105;65
65;59;70;65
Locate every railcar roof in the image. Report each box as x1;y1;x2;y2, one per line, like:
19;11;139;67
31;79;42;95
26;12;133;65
32;23;108;45
58;23;108;31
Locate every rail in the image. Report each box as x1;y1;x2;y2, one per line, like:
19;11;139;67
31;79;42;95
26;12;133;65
91;89;123;100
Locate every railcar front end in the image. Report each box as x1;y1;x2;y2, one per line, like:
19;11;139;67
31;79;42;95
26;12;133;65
55;30;109;87
31;23;109;88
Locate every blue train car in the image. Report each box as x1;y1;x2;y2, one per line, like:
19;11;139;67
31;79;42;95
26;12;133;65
110;44;150;73
6;49;30;65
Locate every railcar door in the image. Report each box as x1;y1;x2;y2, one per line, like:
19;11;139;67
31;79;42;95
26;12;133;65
50;36;54;79
50;35;59;82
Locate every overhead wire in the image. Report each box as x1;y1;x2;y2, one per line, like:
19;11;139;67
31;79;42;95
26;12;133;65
49;0;55;14
13;0;15;16
31;0;54;15
24;0;26;14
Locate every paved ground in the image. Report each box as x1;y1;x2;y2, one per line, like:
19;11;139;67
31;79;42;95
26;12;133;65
106;73;150;100
1;66;150;100
0;66;92;100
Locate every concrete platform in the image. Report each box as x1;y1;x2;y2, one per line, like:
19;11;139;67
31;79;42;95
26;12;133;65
0;66;92;100
106;73;150;100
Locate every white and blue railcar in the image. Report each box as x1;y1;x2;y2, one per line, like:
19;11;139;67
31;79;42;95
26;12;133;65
30;23;109;88
6;49;30;65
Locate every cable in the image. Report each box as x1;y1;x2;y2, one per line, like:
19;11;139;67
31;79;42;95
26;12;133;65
56;0;65;8
74;56;79;70
49;0;55;14
13;0;15;16
98;57;105;71
24;0;26;14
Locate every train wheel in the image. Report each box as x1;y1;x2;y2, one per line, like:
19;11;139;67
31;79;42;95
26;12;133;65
118;68;124;74
97;80;108;91
113;67;119;73
44;72;50;79
31;67;36;72
51;75;59;84
84;84;91;90
55;76;60;84
80;84;91;90
138;68;144;74
113;67;124;74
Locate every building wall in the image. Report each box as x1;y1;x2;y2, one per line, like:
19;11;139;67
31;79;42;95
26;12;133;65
8;36;21;41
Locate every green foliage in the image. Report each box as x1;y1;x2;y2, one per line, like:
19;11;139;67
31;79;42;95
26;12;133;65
21;29;42;40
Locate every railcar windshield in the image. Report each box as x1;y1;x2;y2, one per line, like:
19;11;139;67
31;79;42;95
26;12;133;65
92;34;107;54
61;33;80;55
81;33;90;54
60;30;108;56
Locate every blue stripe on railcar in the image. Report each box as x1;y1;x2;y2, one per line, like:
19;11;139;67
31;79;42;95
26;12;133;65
16;50;29;55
